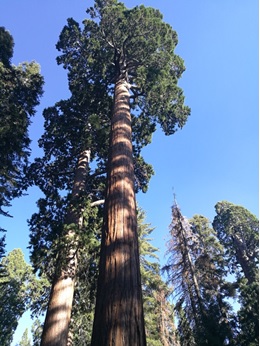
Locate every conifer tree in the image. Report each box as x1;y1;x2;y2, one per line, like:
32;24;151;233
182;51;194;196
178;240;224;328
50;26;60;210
0;249;44;346
138;208;178;346
29;15;153;346
58;2;190;344
29;73;153;346
29;91;111;346
29;1;189;343
213;201;258;284
18;328;32;346
213;201;259;346
0;27;43;219
164;201;236;346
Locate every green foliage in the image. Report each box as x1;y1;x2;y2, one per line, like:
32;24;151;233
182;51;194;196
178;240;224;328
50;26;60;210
57;0;190;150
0;231;5;255
138;208;178;346
164;201;237;346
0;26;14;66
237;277;259;346
0;249;32;345
213;201;259;283
18;328;32;346
68;205;102;345
27;1;190;343
0;249;49;346
0;27;43;218
213;201;259;345
31;319;43;346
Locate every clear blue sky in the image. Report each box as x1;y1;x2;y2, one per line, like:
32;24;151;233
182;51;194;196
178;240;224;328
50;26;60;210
1;0;258;344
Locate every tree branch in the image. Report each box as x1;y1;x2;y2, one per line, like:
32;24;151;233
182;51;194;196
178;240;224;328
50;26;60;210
91;199;105;207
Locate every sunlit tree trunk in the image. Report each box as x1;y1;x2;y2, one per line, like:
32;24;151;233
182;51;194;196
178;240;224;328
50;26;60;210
91;79;146;345
41;150;90;346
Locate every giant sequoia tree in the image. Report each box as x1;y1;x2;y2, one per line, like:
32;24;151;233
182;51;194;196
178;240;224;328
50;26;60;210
29;35;153;346
69;2;190;345
30;1;189;344
29;91;111;345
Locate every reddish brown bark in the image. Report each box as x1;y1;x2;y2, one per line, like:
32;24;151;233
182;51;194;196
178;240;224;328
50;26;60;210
91;80;146;345
41;150;90;346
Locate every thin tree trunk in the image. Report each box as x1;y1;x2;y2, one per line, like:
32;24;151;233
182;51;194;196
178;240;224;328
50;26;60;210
175;207;205;331
41;150;90;346
91;79;146;345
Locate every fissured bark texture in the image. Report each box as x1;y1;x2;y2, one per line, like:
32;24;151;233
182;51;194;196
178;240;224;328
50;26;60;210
91;80;146;345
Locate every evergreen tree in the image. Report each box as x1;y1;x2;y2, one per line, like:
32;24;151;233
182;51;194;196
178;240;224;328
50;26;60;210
0;27;43;218
31;319;43;346
164;201;236;346
0;230;6;277
18;328;32;346
0;248;48;346
163;201;206;344
26;2;189;345
189;215;237;345
29;17;153;346
29;92;110;345
27;0;189;343
138;208;178;346
213;201;258;284
0;249;32;346
56;2;191;344
213;201;259;346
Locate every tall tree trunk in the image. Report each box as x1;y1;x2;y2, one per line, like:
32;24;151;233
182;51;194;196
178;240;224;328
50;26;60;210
175;206;206;332
41;150;90;346
91;79;146;345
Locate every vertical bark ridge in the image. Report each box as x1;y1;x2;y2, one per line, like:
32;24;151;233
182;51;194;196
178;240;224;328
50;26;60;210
91;80;146;345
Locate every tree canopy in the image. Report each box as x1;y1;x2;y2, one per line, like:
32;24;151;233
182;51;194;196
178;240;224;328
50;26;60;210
0;27;44;219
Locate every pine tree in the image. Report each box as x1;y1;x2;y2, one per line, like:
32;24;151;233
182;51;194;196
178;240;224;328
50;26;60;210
163;201;206;344
164;201;236;345
138;208;178;346
19;328;32;346
31;319;43;346
189;215;237;345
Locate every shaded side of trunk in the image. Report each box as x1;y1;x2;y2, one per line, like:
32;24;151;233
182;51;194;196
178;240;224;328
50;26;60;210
41;150;90;346
91;80;146;346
